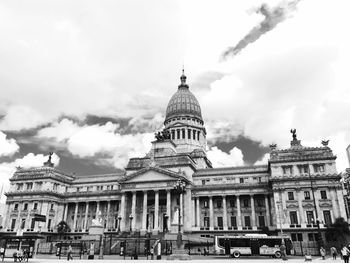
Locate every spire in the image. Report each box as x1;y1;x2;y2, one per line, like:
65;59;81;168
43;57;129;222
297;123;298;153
179;66;188;89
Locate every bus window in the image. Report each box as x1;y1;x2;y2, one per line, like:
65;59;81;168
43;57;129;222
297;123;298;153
218;238;225;248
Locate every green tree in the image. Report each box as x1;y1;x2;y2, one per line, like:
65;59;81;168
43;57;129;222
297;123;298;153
325;217;350;245
57;221;70;240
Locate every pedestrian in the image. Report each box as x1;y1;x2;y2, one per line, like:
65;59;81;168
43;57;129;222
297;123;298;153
150;247;154;260
67;244;73;261
341;245;349;263
198;248;201;255
280;242;287;261
0;247;4;260
331;246;337;260
320;247;326;260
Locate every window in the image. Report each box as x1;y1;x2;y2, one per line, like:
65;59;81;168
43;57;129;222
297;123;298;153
187;129;191;139
217;217;223;227
244;216;251;227
257;199;264;207
282;166;293;175
204;217;210;227
288;192;295;201
14;203;18;211
23;203;28;211
229;199;235;208
177;129;180;139
320;190;327;199
171;130;175;140
308;233;318;241
313;164;325;173
50;203;54;210
239;178;244;183
323;210;332;226
193;130;196;140
230;216;237;227
21;219;26;229
34;203;38;210
201;180;206;185
53;183;58;191
217;200;222;208
182;129;185;139
304;191;311;200
258;216;265;227
17;184;23;190
298;164;309;174
243;199;249;208
291;233;303;241
290;211;298;224
306;211;315;224
30;219;35;229
203;200;209;208
11;219;16;230
197;131;200;141
47;219;52;230
76;187;80;192
26;183;33;190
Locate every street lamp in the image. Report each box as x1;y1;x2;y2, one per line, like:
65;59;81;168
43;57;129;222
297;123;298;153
129;214;133;232
174;179;186;249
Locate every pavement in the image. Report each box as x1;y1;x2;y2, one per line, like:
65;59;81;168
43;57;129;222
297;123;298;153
0;255;343;263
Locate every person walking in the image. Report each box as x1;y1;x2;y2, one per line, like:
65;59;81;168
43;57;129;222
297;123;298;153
331;246;338;260
341;245;349;263
67;244;73;261
320;247;326;260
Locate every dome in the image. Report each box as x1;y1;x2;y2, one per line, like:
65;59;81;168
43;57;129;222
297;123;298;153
165;72;203;122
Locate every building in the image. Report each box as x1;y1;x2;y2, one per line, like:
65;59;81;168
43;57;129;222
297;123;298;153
1;71;347;254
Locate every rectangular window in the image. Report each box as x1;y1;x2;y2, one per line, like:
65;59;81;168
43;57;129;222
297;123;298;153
291;233;297;241
187;129;191;139
217;200;222;208
291;233;303;241
171;130;175;140
244;216;251;227
230;216;237;227
304;191;311;200
240;178;244;183
258;216;265;227
14;203;18;211
50;203;54;210
308;233;318;241
34;203;38;210
17;184;23;190
76;187;80;192
203;200;209;208
243;199;249;208
201;180;206;185
306;211;315;224
204;217;210;227
282;166;293;175
30;219;35;229
197;131;200;141
290;211;298;224
313;164;325;173
47;219;52;230
288;192;295;201
217;217;223;227
21;219;26;229
229;199;235;208
182;129;185;139
193;130;196;140
26;183;33;190
177;129;180;139
297;233;303;241
257;199;264;207
323;210;332;226
23;203;28;211
298;164;309;174
11;219;16;230
320;190;327;199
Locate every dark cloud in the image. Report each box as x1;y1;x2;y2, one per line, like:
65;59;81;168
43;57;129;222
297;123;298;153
222;0;301;59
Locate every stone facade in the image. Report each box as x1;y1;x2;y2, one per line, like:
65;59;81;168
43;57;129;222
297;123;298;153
1;72;347;251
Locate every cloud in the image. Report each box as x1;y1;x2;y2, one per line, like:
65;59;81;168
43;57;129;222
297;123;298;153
207;146;244;168
255;153;270;165
36;118;154;169
0;131;19;157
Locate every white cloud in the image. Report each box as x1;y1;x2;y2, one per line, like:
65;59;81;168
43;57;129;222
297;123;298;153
0;131;19;157
37;118;154;169
207;146;244;168
255;153;270;165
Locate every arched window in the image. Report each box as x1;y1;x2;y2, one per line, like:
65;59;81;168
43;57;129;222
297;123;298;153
177;129;180;139
193;130;196;140
188;129;191;140
197;131;200;141
182;129;185;139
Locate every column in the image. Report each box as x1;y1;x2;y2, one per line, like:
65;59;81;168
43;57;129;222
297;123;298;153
250;195;256;228
142;191;148;231
166;190;171;231
265;195;271;227
336;188;347;219
184;188;192;231
209;196;214;230
180;192;183;225
154;190;159;231
63;203;68;222
330;188;339;218
222;195;228;230
26;202;32;230
192;198;195;227
236;195;242;229
131;191;136;231
196;197;200;228
73;202;78;231
106;201;111;229
96;201;100;218
84;202;89;230
297;190;305;224
120;193;126;231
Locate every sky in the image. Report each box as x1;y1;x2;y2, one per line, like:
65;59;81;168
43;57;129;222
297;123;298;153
1;0;350;201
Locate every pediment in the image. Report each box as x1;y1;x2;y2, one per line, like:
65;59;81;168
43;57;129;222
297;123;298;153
121;167;186;184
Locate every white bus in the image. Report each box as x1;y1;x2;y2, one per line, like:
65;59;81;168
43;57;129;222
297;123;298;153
214;234;292;258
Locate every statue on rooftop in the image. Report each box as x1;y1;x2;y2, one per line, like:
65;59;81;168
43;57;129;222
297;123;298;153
290;129;297;140
154;129;171;141
321;140;329;147
43;152;54;167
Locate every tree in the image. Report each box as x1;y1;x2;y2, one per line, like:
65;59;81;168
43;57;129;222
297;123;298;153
325;217;350;245
57;221;70;240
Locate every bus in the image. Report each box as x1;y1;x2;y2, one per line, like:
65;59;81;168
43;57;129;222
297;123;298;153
214;234;292;258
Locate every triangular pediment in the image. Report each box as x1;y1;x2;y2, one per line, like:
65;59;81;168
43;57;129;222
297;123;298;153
120;166;187;184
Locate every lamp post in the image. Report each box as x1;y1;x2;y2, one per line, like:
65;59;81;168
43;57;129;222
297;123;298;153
117;216;121;233
129;214;133;232
174;179;186;249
